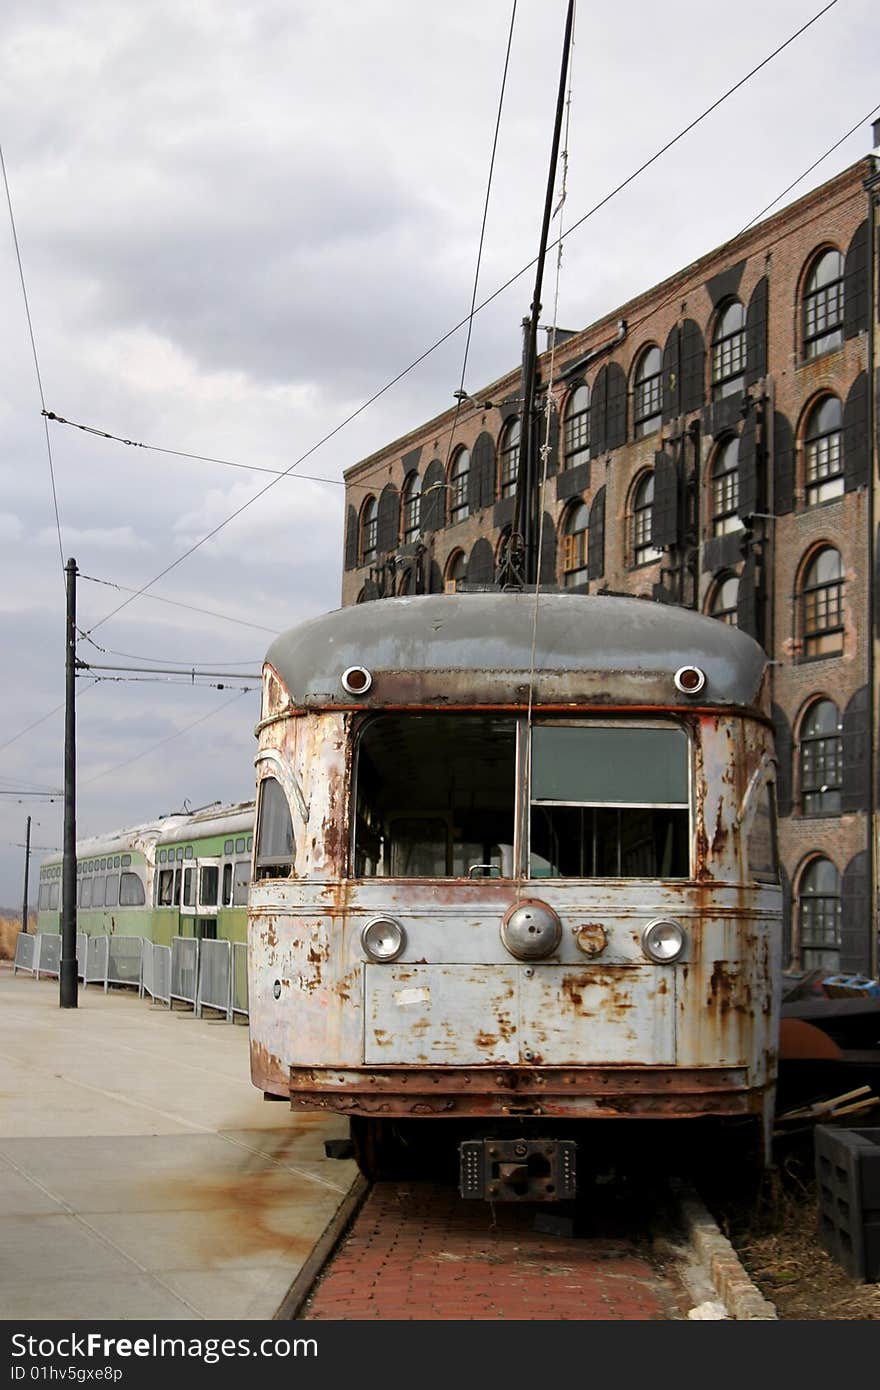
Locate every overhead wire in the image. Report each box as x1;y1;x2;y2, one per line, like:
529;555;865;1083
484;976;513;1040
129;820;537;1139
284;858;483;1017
70;0;840;641
78;688;254;788
0;142;65;583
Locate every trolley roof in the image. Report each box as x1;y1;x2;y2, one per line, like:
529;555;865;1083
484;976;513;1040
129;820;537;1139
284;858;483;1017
266;592;768;712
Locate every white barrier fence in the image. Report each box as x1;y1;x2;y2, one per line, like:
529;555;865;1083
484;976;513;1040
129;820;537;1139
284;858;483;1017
10;931;248;1023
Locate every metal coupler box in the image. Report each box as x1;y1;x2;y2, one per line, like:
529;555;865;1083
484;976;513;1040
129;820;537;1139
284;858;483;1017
459;1138;577;1201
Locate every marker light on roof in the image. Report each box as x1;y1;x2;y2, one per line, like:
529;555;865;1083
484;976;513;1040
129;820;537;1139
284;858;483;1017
341;665;373;695
674;665;706;696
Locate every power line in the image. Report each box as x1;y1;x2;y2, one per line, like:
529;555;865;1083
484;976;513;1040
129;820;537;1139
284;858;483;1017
0;679;99;758
75;629;262;667
0;142;66;582
78;572;282;635
77;1;839;641
79;688;254;788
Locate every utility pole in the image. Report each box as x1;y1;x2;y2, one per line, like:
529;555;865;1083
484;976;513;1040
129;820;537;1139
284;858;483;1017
60;556;78;1008
20;814;31;934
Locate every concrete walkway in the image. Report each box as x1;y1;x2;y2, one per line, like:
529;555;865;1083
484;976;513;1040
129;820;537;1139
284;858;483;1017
0;963;358;1321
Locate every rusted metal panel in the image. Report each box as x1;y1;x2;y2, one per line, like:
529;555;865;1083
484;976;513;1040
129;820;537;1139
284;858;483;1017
365;965;519;1064
520;966;675;1065
289;1063;759;1120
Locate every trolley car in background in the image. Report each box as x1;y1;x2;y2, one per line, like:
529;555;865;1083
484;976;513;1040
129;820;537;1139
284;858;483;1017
37;800;254;946
248;592;782;1199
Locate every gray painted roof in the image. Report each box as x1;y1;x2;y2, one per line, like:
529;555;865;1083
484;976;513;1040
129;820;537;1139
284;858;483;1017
266;593;768;711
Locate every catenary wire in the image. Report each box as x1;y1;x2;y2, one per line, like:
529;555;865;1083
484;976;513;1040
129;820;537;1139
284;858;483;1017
78;688;254;788
0;143;65;582
72;0;838;640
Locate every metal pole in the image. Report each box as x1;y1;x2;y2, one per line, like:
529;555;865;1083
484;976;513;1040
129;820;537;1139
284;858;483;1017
506;0;575;586
21;814;31;934
60;556;78;1007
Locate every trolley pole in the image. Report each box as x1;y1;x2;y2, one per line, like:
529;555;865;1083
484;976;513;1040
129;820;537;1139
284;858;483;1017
20;814;31;934
60;556;78;1008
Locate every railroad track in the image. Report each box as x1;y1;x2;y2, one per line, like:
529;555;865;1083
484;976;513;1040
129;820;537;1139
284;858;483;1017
278;1167;770;1321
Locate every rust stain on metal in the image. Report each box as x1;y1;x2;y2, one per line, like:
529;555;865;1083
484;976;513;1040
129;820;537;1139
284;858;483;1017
574;923;607;957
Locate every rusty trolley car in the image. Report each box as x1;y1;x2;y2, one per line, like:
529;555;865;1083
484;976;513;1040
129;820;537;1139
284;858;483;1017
248;591;782;1199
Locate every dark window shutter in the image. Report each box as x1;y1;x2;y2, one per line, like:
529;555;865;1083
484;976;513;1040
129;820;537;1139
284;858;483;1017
539;511;557;585
651;451;679;548
771;703;793;818
427;559;443;594
840;851;870;974
662;326;680;423
843;220;869;340
781;865;793;970
680;319;706;414
471;431;496;511
587;485;605;580
420;458;446;533
361;578;379;602
705;261;746;308
467;537;494;584
745;276;768;386
842;685;869;813
773;411;794;517
591;366;608;455
736;554;759;639
605;363;627;449
737;412;758;522
376;484;399;553
344;505;359;570
843;371;868;492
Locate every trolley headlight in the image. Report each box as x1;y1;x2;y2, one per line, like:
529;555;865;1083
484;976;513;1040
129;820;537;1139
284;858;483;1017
641;918;687;964
361;916;406;962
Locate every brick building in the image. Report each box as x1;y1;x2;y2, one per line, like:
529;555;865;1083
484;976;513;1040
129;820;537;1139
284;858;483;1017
341;138;880;976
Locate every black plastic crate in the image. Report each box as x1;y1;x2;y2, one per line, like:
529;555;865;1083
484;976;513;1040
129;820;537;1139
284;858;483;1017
815;1125;880;1282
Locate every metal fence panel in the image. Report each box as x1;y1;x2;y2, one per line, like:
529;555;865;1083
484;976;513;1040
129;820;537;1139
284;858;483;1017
84;935;109;987
141;941;172;1006
232;942;249;1019
12;931;36;975
196;939;232;1020
170;936;199;1008
35;932;60;980
105;936;143;992
76;933;87;981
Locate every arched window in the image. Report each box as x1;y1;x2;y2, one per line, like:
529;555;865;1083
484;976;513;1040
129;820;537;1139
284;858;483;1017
710;436;740;535
255;776;295;880
798;856;841;971
402;472;422;541
804;396;843;506
499;418;520;498
563;384;590;468
445;549;467;587
799;698;842;816
450;448;470;523
561;502;589;588
801;547;843;659
803;249;844;359
709;574;738;626
633;346;662;438
630;471;661;567
360;496;377;565
711;300;746;399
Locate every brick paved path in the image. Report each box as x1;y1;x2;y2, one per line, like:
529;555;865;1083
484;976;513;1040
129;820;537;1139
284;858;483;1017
304;1182;684;1320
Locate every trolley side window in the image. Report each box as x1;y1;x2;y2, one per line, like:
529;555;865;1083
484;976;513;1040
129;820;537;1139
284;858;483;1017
119;871;146;906
530;724;690;878
255;775;295;879
354;714;516;878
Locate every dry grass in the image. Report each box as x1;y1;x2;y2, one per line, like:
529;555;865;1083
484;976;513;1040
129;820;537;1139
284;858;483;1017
0;913;35;960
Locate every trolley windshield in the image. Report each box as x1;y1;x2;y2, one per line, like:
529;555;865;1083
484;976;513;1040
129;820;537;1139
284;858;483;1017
353;714;690;880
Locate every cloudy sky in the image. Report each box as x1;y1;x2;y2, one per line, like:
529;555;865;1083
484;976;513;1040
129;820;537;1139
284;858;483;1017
1;0;877;906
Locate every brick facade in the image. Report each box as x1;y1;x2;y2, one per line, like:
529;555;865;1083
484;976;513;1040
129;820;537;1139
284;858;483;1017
342;154;880;975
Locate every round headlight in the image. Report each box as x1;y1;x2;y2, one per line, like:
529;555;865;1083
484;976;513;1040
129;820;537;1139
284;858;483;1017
641;918;687;964
361;916;406;962
674;665;706;696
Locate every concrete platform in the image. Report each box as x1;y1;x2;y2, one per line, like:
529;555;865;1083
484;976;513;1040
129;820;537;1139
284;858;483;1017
0;963;358;1321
